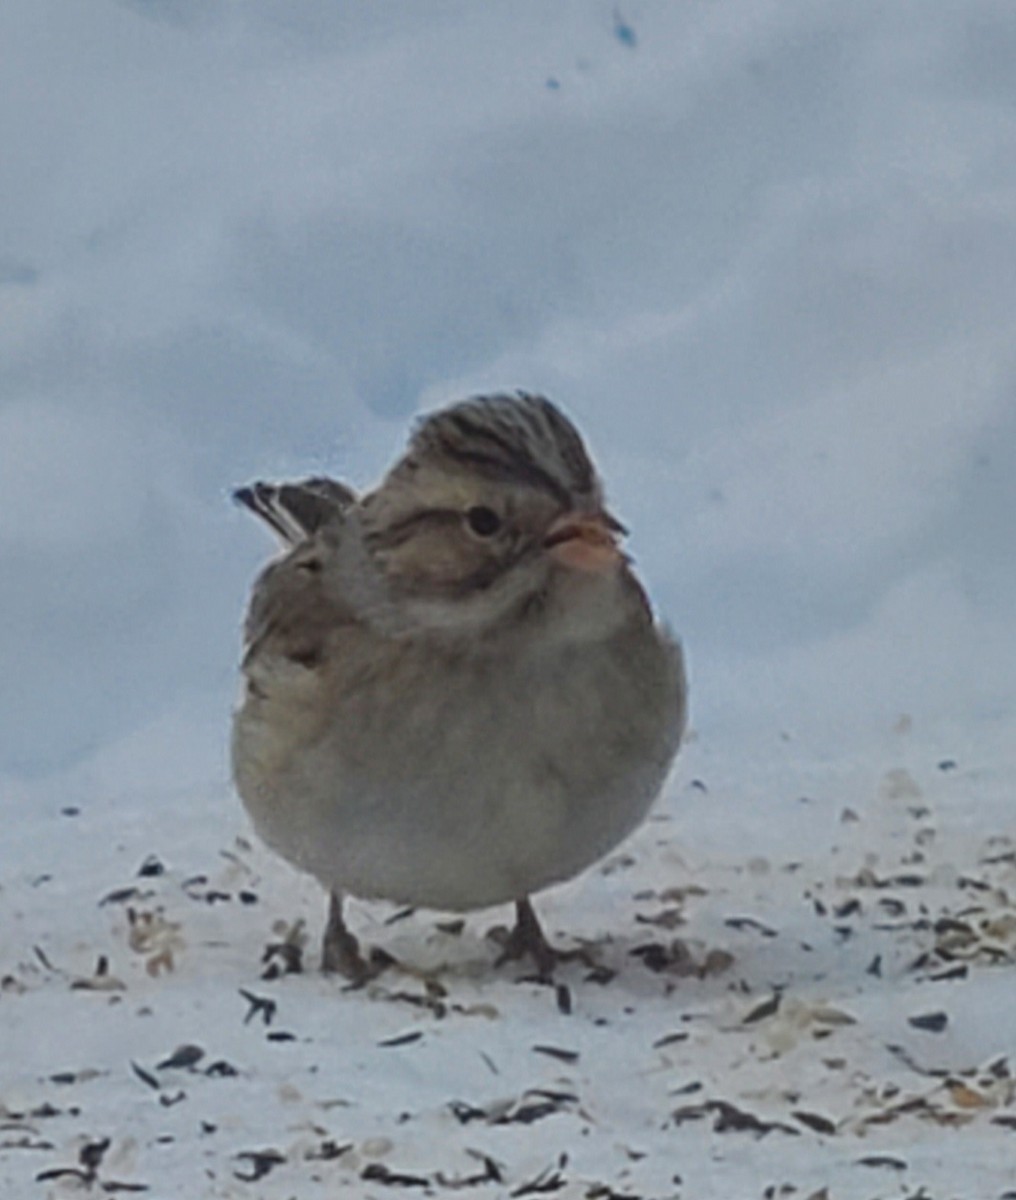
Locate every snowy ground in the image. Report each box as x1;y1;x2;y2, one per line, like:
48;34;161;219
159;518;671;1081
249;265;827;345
5;718;1016;1199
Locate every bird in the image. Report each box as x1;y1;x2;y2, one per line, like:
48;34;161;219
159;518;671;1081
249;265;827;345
231;392;686;980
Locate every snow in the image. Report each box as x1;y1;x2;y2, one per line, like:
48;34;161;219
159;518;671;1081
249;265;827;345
5;723;1016;1197
3;2;1016;1197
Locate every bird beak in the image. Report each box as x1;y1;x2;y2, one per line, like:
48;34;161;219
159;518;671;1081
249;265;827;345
545;511;625;573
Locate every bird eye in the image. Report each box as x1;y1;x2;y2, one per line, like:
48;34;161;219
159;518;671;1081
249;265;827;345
465;505;502;537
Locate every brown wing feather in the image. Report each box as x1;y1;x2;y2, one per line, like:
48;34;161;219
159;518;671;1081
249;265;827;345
234;476;356;545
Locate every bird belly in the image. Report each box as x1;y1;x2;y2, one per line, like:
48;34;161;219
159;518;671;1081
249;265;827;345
233;630;685;911
239;751;669;911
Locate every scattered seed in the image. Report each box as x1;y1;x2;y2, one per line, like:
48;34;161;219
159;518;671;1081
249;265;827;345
435;1151;503;1187
636;907;684;930
669;1080;703;1096
131;1062;161;1091
724;916;778;938
743;993;782;1024
80;1138;111;1171
361;1162;430;1188
100;887;143;907
673;1100;798;1137
238;989;276;1026
653;1031;689;1049
204;1060;239;1078
36;1168;89;1185
378;1030;424;1048
261;940;303;979
929;964;968;982
157;1045;205;1070
234;1149;286;1182
33;946;59;972
449;1099;487;1125
885;1043;948;1077
305;1139;352;1161
856;1155;907;1170
533;1045;579;1064
792;1110;837;1135
908;1011;948;1033
811;1006;857;1027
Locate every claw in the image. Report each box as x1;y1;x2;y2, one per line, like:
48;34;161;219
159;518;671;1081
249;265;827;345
493;898;595;981
321;891;388;984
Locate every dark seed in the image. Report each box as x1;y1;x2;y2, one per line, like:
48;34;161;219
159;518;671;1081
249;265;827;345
131;1062;161;1090
743;993;782;1024
793;1110;837;1135
533;1045;579;1064
378;1030;424;1048
157;1045;205;1070
908;1011;948;1033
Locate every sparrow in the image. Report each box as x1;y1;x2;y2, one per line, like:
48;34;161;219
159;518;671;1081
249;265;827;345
232;392;686;979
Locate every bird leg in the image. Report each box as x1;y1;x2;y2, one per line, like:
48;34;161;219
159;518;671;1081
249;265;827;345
494;897;581;980
321;891;382;983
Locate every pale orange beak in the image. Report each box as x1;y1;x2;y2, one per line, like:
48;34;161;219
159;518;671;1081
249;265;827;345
545;511;625;573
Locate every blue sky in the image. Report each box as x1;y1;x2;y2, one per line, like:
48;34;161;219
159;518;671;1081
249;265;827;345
2;1;1015;789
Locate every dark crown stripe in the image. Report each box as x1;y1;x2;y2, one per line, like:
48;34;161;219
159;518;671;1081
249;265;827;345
441;413;574;506
416;392;596;505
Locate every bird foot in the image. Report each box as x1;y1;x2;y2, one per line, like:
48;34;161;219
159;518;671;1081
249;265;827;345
321;892;392;985
491;898;595;982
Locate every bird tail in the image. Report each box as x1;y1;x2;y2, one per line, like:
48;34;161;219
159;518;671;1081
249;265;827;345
233;477;356;545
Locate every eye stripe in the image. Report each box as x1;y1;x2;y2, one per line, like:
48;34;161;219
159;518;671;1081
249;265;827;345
365;507;459;549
